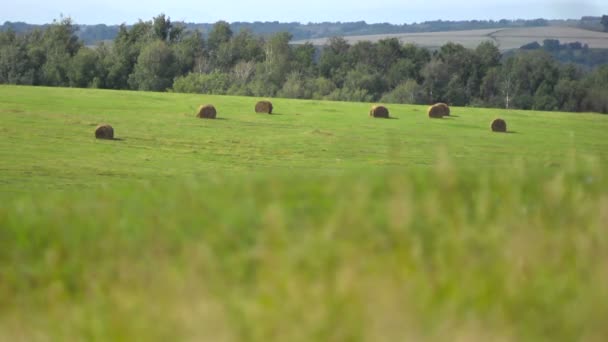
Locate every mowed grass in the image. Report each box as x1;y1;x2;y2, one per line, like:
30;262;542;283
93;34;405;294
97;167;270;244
1;85;608;341
1;85;607;192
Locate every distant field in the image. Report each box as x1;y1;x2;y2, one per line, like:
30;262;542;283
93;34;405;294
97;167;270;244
1;86;608;341
293;26;608;50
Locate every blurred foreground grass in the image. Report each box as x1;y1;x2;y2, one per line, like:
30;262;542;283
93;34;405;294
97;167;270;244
1;156;607;341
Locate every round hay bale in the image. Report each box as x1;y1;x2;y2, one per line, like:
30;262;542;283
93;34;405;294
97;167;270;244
436;103;450;116
95;124;114;140
197;104;217;119
491;118;507;132
428;103;449;118
255;100;273;114
370;105;389;118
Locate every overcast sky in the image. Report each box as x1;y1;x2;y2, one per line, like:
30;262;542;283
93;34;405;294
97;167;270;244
2;0;607;25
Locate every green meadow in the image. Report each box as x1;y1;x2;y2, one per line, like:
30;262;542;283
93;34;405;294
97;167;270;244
1;85;608;341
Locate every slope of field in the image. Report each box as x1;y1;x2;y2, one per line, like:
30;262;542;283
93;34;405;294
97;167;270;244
293;26;608;50
1;85;608;341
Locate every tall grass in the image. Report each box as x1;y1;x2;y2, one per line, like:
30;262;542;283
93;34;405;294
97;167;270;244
1;156;607;341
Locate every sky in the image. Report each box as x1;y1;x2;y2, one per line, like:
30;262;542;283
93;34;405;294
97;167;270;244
2;0;607;25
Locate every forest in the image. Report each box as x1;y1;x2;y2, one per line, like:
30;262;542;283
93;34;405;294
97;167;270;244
1;15;607;113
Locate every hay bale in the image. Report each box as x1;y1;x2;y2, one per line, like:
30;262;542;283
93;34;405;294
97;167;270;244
370;105;389;118
428;103;450;118
436;103;450;116
197;104;217;119
491;118;507;132
95;124;114;139
255;100;273;114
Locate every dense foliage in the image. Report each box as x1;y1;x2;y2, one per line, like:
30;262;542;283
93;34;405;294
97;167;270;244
1;15;607;113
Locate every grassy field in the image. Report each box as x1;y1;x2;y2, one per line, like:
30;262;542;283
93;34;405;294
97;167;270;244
1;85;608;341
293;26;608;50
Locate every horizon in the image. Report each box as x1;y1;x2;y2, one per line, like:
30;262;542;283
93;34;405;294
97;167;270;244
2;0;607;26
1;15;604;27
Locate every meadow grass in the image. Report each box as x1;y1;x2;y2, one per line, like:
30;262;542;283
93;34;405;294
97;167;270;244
1;85;608;341
1;85;607;192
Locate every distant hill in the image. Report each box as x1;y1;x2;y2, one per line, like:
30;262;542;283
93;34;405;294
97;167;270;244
1;16;605;46
292;26;608;51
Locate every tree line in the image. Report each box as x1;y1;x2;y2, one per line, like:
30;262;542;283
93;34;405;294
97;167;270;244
1;15;607;113
4;16;606;45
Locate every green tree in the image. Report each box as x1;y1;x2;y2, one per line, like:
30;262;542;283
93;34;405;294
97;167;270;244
554;79;585;112
105;21;153;89
207;21;233;52
446;75;469;106
23;30;46;85
310;77;336;99
438;43;472;77
248;67;280;97
68;47;101;88
387;59;417;88
479;67;504;107
499;51;559;109
232;60;256;85
292;42;316;75
318;36;350;86
231;29;264;63
475;41;501;72
421;59;449;103
39;17;82;86
128;40;177;91
0;30;34;84
214;41;235;71
277;71;310;99
325;87;372;102
438;42;481;99
474;41;501;98
153;14;171;41
152;14;183;42
172;72;232;94
581;65;608;113
348;41;376;68
206;21;236;71
380;79;422;104
601;15;608;32
533;81;558;111
263;32;293;86
401;43;431;82
343;64;386;100
173;30;205;75
374;38;402;72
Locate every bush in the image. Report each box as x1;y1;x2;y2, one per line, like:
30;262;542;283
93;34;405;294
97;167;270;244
325;87;372;102
172;72;232;94
380;80;422;104
277;72;310;99
343;64;386;101
311;77;336;100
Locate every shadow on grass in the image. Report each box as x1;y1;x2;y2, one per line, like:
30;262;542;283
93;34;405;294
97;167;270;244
96;137;125;141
